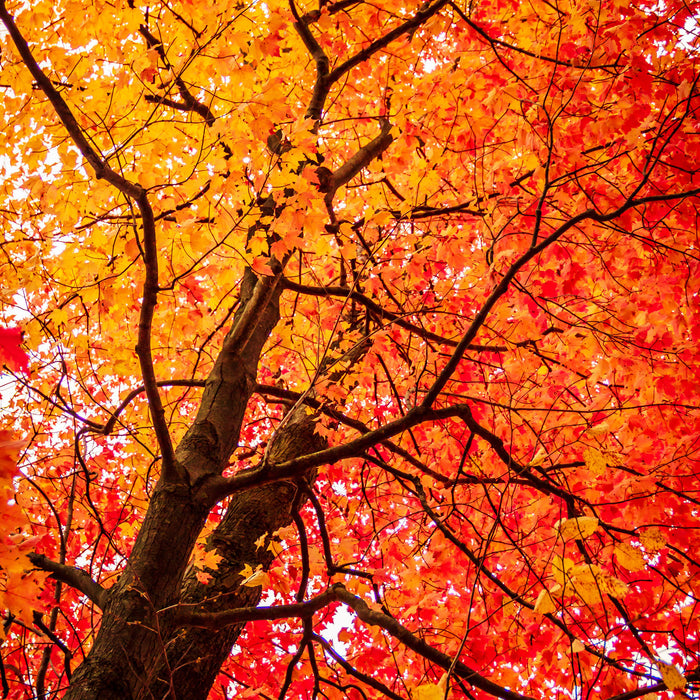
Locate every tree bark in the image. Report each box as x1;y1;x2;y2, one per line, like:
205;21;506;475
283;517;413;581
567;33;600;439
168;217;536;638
63;270;283;700
148;411;325;699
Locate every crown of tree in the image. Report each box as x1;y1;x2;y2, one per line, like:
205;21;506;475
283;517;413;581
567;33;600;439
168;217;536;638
0;0;699;698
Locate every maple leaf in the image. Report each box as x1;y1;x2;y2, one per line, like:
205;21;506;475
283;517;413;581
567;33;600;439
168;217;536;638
0;0;699;697
238;564;269;588
0;328;28;374
555;517;599;541
656;661;687;691
615;543;646;572
533;588;557;616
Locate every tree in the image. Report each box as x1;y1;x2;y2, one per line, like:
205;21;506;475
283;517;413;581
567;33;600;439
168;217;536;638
0;0;699;697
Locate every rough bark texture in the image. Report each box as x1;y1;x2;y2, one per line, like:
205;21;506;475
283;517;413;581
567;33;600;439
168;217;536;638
63;270;283;700
149;412;325;699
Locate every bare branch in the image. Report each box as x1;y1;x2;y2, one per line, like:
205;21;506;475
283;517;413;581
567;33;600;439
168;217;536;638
28;554;108;609
0;0;177;477
0;2;139;195
196;404;432;504
175;583;536;700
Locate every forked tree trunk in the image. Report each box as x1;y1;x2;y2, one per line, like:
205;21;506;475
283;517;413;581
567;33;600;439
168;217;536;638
63;271;285;700
148;413;325;699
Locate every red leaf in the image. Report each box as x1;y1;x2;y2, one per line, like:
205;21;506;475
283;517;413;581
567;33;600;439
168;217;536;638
0;328;28;373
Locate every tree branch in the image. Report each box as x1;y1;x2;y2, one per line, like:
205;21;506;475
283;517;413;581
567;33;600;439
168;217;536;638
605;683;670;700
332;585;536;700
280;278;533;351
449;2;622;71
322;119;394;207
0;2;139;195
290;0;330;121
420;186;700;408
312;634;405;700
27;554;108;609
327;1;450;86
135;191;178;479
175;583;536;700
196;403;433;504
172;586;339;628
293;0;450;121
96;379;206;436
0;0;177;478
139;23;215;126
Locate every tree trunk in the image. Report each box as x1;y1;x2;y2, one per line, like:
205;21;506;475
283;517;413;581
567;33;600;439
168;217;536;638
148;412;325;699
63;270;283;700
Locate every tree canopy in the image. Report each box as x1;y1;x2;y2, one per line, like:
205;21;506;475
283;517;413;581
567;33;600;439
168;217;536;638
0;0;699;697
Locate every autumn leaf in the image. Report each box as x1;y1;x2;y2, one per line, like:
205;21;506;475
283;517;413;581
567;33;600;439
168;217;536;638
413;683;443;700
238;564;269;588
533;588;557;616
1;0;700;696
413;674;447;700
555;517;599;541
571;640;585;654
656;661;686;691
582;447;607;476
195;547;223;572
0;328;28;374
640;527;666;552
0;433;44;622
615;543;646;572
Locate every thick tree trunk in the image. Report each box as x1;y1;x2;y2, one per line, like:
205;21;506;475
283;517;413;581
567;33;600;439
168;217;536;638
63;271;283;700
61;484;211;700
148;411;325;700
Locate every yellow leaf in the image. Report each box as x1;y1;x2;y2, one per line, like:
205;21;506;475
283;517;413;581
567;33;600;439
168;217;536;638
590;413;625;435
239;564;269;588
571;639;585;653
413;674;447;700
188;226;211;255
615;543;645;571
641;527;666;552
656;661;686;691
599;573;629;598
371;209;394;227
528;446;548;466
552;556;575;586
567;563;629;603
556;516;599;541
413;684;442;700
533;589;556;616
267;540;282;557
582;447;606;475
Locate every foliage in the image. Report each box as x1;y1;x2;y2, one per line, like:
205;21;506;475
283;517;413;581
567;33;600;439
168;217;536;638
0;0;699;698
